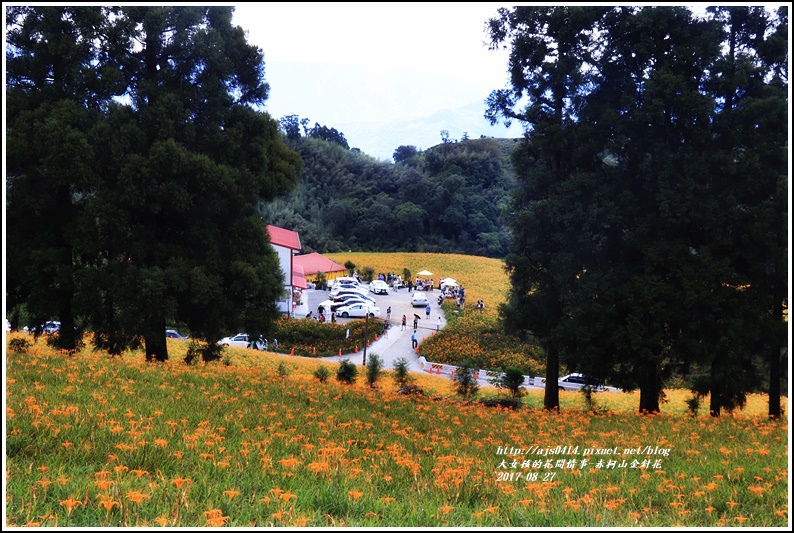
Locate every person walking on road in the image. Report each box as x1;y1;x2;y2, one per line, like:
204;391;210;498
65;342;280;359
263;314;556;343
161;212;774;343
436;316;441;332
411;331;418;350
425;303;431;319
386;306;392;321
401;314;407;331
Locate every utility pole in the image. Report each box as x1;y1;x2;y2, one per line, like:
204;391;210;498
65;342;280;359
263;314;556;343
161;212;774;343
362;311;369;366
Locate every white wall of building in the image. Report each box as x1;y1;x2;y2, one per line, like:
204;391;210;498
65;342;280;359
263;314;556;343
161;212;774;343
272;244;293;314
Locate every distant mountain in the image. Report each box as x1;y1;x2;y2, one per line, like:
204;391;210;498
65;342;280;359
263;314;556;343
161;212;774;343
343;102;525;161
262;61;524;162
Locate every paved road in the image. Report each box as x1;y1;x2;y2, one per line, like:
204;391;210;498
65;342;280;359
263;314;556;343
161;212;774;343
302;284;445;371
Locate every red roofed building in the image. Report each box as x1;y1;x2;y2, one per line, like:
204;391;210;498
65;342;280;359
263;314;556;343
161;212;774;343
293;252;347;283
266;225;302;315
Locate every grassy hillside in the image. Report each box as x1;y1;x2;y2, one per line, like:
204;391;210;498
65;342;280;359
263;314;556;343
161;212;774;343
5;337;788;527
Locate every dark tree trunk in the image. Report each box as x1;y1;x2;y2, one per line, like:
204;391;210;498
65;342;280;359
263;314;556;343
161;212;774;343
638;364;661;414
543;341;560;411
144;316;168;362
709;363;721;417
768;286;785;418
58;299;77;352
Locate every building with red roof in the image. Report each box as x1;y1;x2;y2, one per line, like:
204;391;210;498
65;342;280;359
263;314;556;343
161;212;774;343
265;225;302;315
293;252;347;283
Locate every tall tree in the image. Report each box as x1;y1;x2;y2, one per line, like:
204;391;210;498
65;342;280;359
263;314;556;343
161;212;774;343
6;6;301;361
487;6;608;411
701;6;788;417
6;6;122;350
91;6;301;361
490;5;787;414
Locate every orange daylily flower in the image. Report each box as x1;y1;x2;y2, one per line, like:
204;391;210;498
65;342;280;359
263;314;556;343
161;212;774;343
280;491;298;502
97;499;119;512
59;498;82;513
94;480;114;490
204;509;229;527
125;491;150;504
170;476;190;489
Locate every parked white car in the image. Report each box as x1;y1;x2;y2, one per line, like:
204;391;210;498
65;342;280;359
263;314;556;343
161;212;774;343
331;276;361;287
335;303;380;318
217;333;267;350
558;373;605;392
330;286;370;299
411;292;429;307
369;280;390;295
318;297;373;314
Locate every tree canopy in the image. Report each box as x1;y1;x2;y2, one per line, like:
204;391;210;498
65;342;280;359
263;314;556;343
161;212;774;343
6;6;301;360
263;129;519;258
491;6;788;415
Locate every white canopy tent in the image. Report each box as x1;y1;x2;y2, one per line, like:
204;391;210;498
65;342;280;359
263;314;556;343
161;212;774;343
417;270;433;276
440;277;458;287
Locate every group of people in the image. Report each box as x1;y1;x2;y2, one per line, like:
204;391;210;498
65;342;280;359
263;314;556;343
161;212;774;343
248;335;277;351
308;309;336;324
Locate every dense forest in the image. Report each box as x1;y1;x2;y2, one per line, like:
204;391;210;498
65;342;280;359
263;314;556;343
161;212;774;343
260;132;521;258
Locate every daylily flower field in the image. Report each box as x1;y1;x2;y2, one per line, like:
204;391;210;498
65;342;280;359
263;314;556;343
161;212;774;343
5;253;789;527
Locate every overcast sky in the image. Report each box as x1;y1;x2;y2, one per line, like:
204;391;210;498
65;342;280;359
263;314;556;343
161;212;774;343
231;2;519;153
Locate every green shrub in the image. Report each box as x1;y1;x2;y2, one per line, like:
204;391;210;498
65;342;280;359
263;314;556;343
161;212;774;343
360;266;375;282
277;361;291;378
685;394;701;416
201;343;223;363
184;345;200;366
185;342;222;365
336;359;358;384
271;316;373;357
8;337;31;354
392;357;413;389
491;367;525;400
453;360;479;401
365;354;383;388
313;365;331;383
